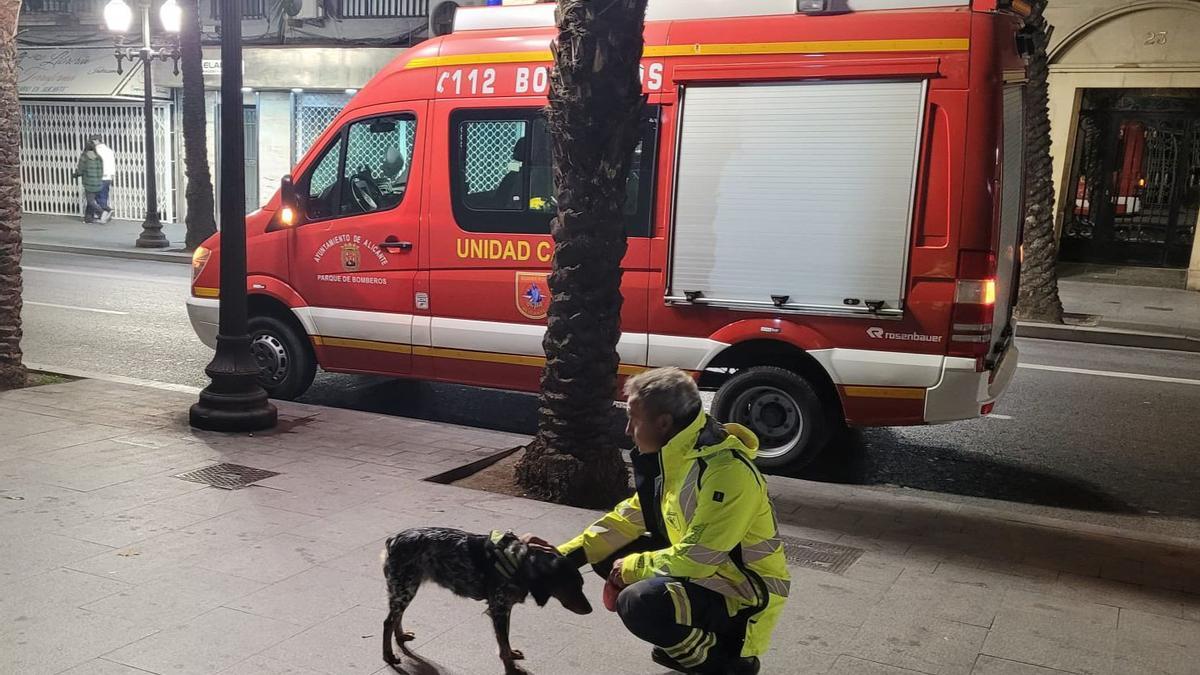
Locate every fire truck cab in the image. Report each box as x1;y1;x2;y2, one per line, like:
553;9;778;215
189;0;1031;470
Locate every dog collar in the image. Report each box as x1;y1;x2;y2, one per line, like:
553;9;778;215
489;530;525;580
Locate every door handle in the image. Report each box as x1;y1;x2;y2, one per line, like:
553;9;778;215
381;240;413;252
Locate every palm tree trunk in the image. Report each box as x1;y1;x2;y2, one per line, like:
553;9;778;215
513;0;648;508
1015;2;1065;324
0;0;26;390
181;0;218;251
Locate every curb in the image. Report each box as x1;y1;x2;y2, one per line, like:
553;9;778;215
25;242;193;265
1017;321;1200;352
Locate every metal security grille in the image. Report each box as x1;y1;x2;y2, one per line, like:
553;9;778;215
338;0;428;18
212;0;267;19
20;100;175;222
345;117;417;177
21;0;73;13
293;92;352;165
463;120;526;193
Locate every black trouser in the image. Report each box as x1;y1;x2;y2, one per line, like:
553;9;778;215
595;537;743;673
83;191;102;222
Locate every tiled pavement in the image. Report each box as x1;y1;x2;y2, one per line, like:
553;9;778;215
1;378;1198;675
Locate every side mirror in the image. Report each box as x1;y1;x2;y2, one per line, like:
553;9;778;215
279;174;302;227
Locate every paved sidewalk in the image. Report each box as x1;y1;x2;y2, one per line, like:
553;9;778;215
22;213;192;263
1056;279;1200;339
2;378;1199;675
1018;279;1200;352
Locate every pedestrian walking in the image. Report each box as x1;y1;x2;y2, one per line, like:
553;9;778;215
73;141;105;224
89;134;116;223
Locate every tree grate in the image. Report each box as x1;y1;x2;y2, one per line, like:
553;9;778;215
779;535;864;575
174;463;280;490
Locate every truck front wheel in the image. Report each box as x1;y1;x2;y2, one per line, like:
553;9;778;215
711;366;830;470
248;314;317;400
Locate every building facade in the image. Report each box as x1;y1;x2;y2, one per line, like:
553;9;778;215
15;0;462;226
1044;0;1200;290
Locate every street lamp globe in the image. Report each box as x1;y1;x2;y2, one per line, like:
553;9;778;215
103;0;133;33
160;0;182;33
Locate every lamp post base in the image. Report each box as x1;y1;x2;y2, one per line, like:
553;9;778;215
190;335;277;432
136;210;170;249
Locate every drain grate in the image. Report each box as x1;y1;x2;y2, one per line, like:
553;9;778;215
174;463;280;490
779;535;864;575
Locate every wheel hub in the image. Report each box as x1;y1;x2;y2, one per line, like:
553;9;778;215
731;386;804;459
250;333;289;385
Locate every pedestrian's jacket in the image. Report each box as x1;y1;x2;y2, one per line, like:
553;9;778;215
74;151;104;193
558;411;790;658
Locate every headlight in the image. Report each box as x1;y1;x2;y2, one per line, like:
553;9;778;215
192;246;211;283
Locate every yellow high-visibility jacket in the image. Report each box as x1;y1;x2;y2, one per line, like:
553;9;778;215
558;412;790;658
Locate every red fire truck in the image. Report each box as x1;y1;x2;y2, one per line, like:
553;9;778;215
189;0;1031;470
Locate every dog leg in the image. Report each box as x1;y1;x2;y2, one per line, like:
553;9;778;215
486;599;526;675
384;573;420;664
382;611;399;665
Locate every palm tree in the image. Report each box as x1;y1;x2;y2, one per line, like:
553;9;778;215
513;0;649;508
0;0;26;390
180;0;217;251
1015;0;1064;324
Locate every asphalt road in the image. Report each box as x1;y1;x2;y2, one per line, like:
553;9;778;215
18;250;1200;524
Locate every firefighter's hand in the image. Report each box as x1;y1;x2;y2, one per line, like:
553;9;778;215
519;533;556;554
608;557;628;590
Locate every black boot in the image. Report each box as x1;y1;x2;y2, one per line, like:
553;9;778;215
651;647;690;673
651;648;760;675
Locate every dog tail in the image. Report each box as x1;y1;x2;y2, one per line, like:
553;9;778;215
380;535;397;565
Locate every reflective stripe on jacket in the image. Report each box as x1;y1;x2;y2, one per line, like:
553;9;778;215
558;411;790;658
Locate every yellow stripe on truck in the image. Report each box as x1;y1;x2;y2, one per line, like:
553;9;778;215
193;287;219;298
311;336;413;355
405;38;970;70
843;386;926;400
313;337;648;376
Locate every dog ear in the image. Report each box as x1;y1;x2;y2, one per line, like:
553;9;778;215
521;551;557;606
529;580;553;607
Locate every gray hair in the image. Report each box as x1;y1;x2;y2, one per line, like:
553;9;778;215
623;367;702;425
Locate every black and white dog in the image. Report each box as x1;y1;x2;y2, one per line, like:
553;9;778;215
381;527;592;674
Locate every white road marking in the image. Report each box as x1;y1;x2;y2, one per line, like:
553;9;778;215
23;265;190;286
1019;363;1200;387
25;301;128;316
987;414;1014;420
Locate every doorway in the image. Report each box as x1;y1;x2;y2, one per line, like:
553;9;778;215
1061;89;1200;269
214;102;261;215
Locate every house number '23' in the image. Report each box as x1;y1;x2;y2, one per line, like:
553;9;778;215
1144;31;1168;45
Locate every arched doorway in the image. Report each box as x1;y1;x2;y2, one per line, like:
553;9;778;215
1046;1;1200;287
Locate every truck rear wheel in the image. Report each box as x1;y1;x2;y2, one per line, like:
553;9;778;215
248;314;317;400
711;366;829;470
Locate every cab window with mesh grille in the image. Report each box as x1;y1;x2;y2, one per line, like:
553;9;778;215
451;108;658;236
301;113;416;222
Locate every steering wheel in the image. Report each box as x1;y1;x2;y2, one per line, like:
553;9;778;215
350;169;384;213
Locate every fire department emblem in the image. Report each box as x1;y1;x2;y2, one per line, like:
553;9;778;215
340;244;361;271
516;272;551;320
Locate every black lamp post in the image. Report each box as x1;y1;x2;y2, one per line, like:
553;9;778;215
189;0;277;431
104;0;180;248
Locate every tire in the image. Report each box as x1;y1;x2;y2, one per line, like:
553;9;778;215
711;366;830;471
247;314;317;400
